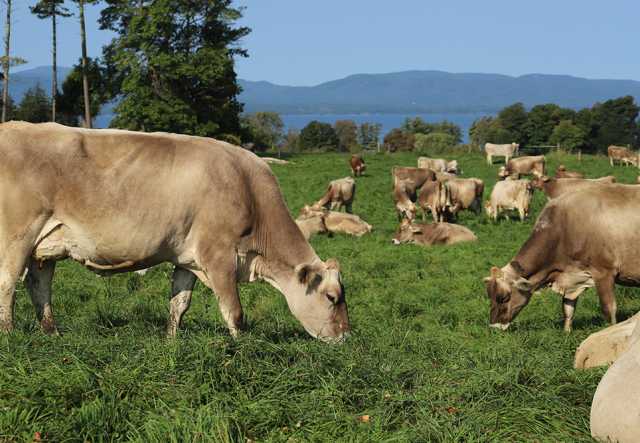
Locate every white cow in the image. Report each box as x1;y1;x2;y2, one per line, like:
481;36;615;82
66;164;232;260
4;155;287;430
484;179;533;221
485;142;519;165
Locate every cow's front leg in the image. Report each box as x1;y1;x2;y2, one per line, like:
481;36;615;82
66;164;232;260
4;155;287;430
167;267;197;337
25;258;58;335
562;297;578;332
596;274;617;325
0;249;32;332
200;252;244;337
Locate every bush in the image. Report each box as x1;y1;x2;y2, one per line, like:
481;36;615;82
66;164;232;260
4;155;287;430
414;133;458;154
549;120;586;151
383;129;415;152
299;121;339;151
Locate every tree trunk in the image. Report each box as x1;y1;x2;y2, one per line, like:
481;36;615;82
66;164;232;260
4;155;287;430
51;10;57;122
2;0;11;123
79;0;91;128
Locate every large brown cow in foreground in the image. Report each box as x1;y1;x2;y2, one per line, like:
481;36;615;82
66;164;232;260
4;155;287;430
531;176;616;199
608;145;639;167
350;155;366;176
312;177;355;213
0;122;350;341
484;179;533;221
498;155;545;180
484;184;640;332
391;219;477;246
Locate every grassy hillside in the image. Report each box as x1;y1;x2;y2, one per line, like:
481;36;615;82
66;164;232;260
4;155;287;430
1;151;639;441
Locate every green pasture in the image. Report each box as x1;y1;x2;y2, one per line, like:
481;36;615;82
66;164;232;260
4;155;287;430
2;150;639;442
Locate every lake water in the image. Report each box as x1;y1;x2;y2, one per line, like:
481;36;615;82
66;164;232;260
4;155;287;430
95;112;495;143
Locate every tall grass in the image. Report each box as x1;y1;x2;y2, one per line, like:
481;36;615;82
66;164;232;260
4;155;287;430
1;151;638;441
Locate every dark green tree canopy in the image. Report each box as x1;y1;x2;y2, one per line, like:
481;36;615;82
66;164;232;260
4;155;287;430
334;119;358;152
30;0;71;19
358;122;381;149
58;58;109;126
16;85;50;123
240;112;284;151
298;121;339;151
383;129;415;152
497;102;528;144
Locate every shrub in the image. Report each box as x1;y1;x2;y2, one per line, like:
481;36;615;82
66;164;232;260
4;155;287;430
414;133;457;154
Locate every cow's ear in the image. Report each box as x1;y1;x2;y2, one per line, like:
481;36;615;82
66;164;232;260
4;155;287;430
490;266;503;279
295;263;323;285
514;277;534;293
326;258;340;272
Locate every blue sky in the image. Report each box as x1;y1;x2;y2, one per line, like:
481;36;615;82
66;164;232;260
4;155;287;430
8;0;640;85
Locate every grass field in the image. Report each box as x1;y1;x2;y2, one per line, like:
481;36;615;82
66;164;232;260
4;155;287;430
2;150;640;442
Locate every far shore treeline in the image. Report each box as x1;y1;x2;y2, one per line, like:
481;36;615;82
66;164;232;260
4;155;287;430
1;1;639;157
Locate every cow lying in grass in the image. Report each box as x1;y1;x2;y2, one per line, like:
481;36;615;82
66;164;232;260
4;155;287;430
297;206;372;239
391;219;477;246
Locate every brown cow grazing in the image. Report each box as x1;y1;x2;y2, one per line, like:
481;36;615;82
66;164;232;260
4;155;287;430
444;178;484;219
484;184;640;332
555;164;583;179
391;219;477;246
392;167;436;220
531;176;616;199
484;179;533;222
498;155;545;179
312;177;355;213
0;122;350;342
350;154;366;176
417;157;458;174
298;206;372;237
418;180;450;222
393;181;418;221
608;145;639;167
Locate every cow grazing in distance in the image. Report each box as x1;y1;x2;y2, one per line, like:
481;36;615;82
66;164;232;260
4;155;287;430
312;177;356;213
444;178;484;219
391;219;477;246
418;180;450;222
531;176;616;199
350;154;366;176
484;179;533;222
484;184;640;332
417;157;459;174
498;155;545;180
485;142;519;165
608;145;639;167
555;164;583;179
298;206;372;237
393;181;418;221
0;122;350;342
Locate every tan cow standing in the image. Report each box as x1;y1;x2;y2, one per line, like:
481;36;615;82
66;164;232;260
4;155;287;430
485;142;519;165
312;177;355;213
392;167;436;220
443;178;484;219
484;179;533;221
608;145;639;167
391;219;477;246
498;155;545;180
0;122;350;342
297;206;372;238
417;180;450;222
350;155;366;176
417;157;458;174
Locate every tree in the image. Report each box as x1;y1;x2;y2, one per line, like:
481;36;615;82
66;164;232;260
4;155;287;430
429;121;462;143
240;112;284;154
590;96;639;152
358;122;381;149
383;129;414;152
71;0;100;127
497;102;528;144
58;58;109;126
334;119;358;152
402;116;431;134
101;0;250;138
549;120;586;151
30;0;71;122
298;121;338;151
414;133;457;154
281;128;299;153
469;116;514;147
1;1;27;122
524;104;561;145
16;85;51;123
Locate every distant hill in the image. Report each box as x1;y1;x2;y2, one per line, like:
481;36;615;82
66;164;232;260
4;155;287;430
9;67;640;117
239;71;640;114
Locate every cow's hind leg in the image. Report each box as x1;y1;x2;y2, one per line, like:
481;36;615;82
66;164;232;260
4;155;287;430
595;273;617;325
167;267;197;337
562;297;578;332
25;258;58;335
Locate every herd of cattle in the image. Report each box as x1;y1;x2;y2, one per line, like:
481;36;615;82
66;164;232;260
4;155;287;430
2;123;640;441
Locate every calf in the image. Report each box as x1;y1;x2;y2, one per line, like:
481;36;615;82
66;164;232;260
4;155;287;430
350;155;366;176
444;178;484;219
298;206;372;237
531;176;616;199
555;164;583;179
417;157;458;174
485;142;519;165
391;219;477;246
312;177;355;213
608;145;639;167
417;180;450;222
484;179;533;221
498;155;545;179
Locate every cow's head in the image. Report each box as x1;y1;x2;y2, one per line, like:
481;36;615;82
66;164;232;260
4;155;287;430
446;160;459;174
287;258;350;342
498;166;509;180
484;266;534;330
395;200;417;221
392;219;420;244
557;165;566;172
531;175;551;191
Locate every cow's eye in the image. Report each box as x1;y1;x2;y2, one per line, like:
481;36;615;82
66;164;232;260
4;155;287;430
326;293;337;304
496;292;511;303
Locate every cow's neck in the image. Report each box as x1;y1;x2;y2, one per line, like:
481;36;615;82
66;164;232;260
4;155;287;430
507;224;561;289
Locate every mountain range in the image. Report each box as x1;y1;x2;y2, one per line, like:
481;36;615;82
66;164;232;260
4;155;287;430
9;67;640;115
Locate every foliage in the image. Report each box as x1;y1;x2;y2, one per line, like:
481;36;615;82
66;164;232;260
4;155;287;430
402;117;462;143
383;129;415;152
0;95;16;120
241;112;284;152
15;85;50;122
469;116;515;147
497;102;528;145
281;128;300;153
30;0;71;20
334;120;359;152
0;56;27;69
57;58;109;126
358;122;381;149
298;120;339;151
549;120;586;151
3;151;638;441
589;96;639;152
414;132;458;154
101;0;250;137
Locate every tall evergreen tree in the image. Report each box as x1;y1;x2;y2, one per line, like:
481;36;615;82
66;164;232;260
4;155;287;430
30;0;72;122
100;0;250;137
16;84;51;123
70;0;99;127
